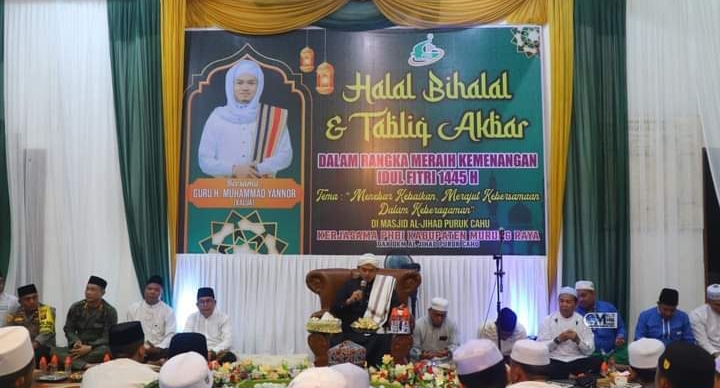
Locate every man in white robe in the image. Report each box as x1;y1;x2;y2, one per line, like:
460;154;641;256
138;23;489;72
127;275;176;361
691;284;720;358
184;287;235;363
537;286;596;379
0;270;19;328
411;297;459;361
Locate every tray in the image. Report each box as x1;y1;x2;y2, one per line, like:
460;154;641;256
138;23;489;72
37;373;69;382
351;327;379;335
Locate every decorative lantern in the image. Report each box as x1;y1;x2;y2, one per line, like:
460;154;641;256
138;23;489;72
315;61;335;95
299;46;315;73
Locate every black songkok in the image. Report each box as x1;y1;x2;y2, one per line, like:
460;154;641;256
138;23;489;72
658;341;714;388
658;288;679;306
168;332;208;360
109;321;144;348
146;275;163;287
88;275;108;289
17;284;38;298
197;287;215;300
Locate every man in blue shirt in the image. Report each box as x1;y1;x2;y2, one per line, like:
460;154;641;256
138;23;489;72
635;288;695;346
575;280;627;363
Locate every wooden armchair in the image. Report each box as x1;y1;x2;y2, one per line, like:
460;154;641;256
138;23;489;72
305;268;422;366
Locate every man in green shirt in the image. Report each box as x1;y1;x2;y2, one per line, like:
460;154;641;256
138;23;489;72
6;284;55;365
58;276;118;370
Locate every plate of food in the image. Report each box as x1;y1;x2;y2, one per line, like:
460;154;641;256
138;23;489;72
350;317;379;334
36;372;68;382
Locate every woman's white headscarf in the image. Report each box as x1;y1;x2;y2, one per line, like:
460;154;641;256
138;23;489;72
215;59;264;124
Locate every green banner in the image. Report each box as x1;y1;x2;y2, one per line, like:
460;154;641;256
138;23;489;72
180;27;545;256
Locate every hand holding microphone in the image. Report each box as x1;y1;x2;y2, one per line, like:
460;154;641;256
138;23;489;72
346;280;367;305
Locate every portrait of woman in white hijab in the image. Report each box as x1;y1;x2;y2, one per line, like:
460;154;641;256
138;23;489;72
198;59;293;178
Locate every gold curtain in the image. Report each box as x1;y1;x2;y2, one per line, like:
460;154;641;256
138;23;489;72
161;0;186;279
546;0;574;298
506;0;548;25
374;0;545;27
186;0;349;34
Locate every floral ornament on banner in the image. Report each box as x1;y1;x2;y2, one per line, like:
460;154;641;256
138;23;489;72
198;210;289;255
510;26;541;58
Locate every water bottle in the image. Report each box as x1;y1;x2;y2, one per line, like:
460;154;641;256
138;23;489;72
401;308;411;333
39;356;48;375
49;354;58;374
390;308;400;333
64;356;72;375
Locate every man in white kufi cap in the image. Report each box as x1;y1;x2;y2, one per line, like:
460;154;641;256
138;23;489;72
628;338;664;387
410;297;459;361
330;363;369;388
288;366;348;388
574;280;627;364
0;326;34;388
330;254;401;367
691;284;720;358
454;339;507;388
507;339;554;387
159;351;213;388
537;286;596;379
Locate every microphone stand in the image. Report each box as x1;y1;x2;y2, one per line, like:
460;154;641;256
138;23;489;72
494;227;505;351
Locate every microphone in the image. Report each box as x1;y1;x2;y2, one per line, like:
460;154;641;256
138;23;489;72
360;280;367;298
498;227;505;242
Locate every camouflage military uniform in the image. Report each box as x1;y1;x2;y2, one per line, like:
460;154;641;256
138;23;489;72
7;303;56;364
57;299;118;369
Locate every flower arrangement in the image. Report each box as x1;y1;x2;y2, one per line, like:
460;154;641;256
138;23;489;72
369;355;460;388
211;359;310;387
209;355;459;388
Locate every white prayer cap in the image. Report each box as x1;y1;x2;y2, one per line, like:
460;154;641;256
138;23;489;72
330;363;369;388
289;367;348;388
628;338;665;370
430;297;449;312
357;254;380;268
575;280;595;291
0;326;33;376
510;339;550;366
558;286;576;298
454;339;504;376
159;352;212;388
707;284;720;301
